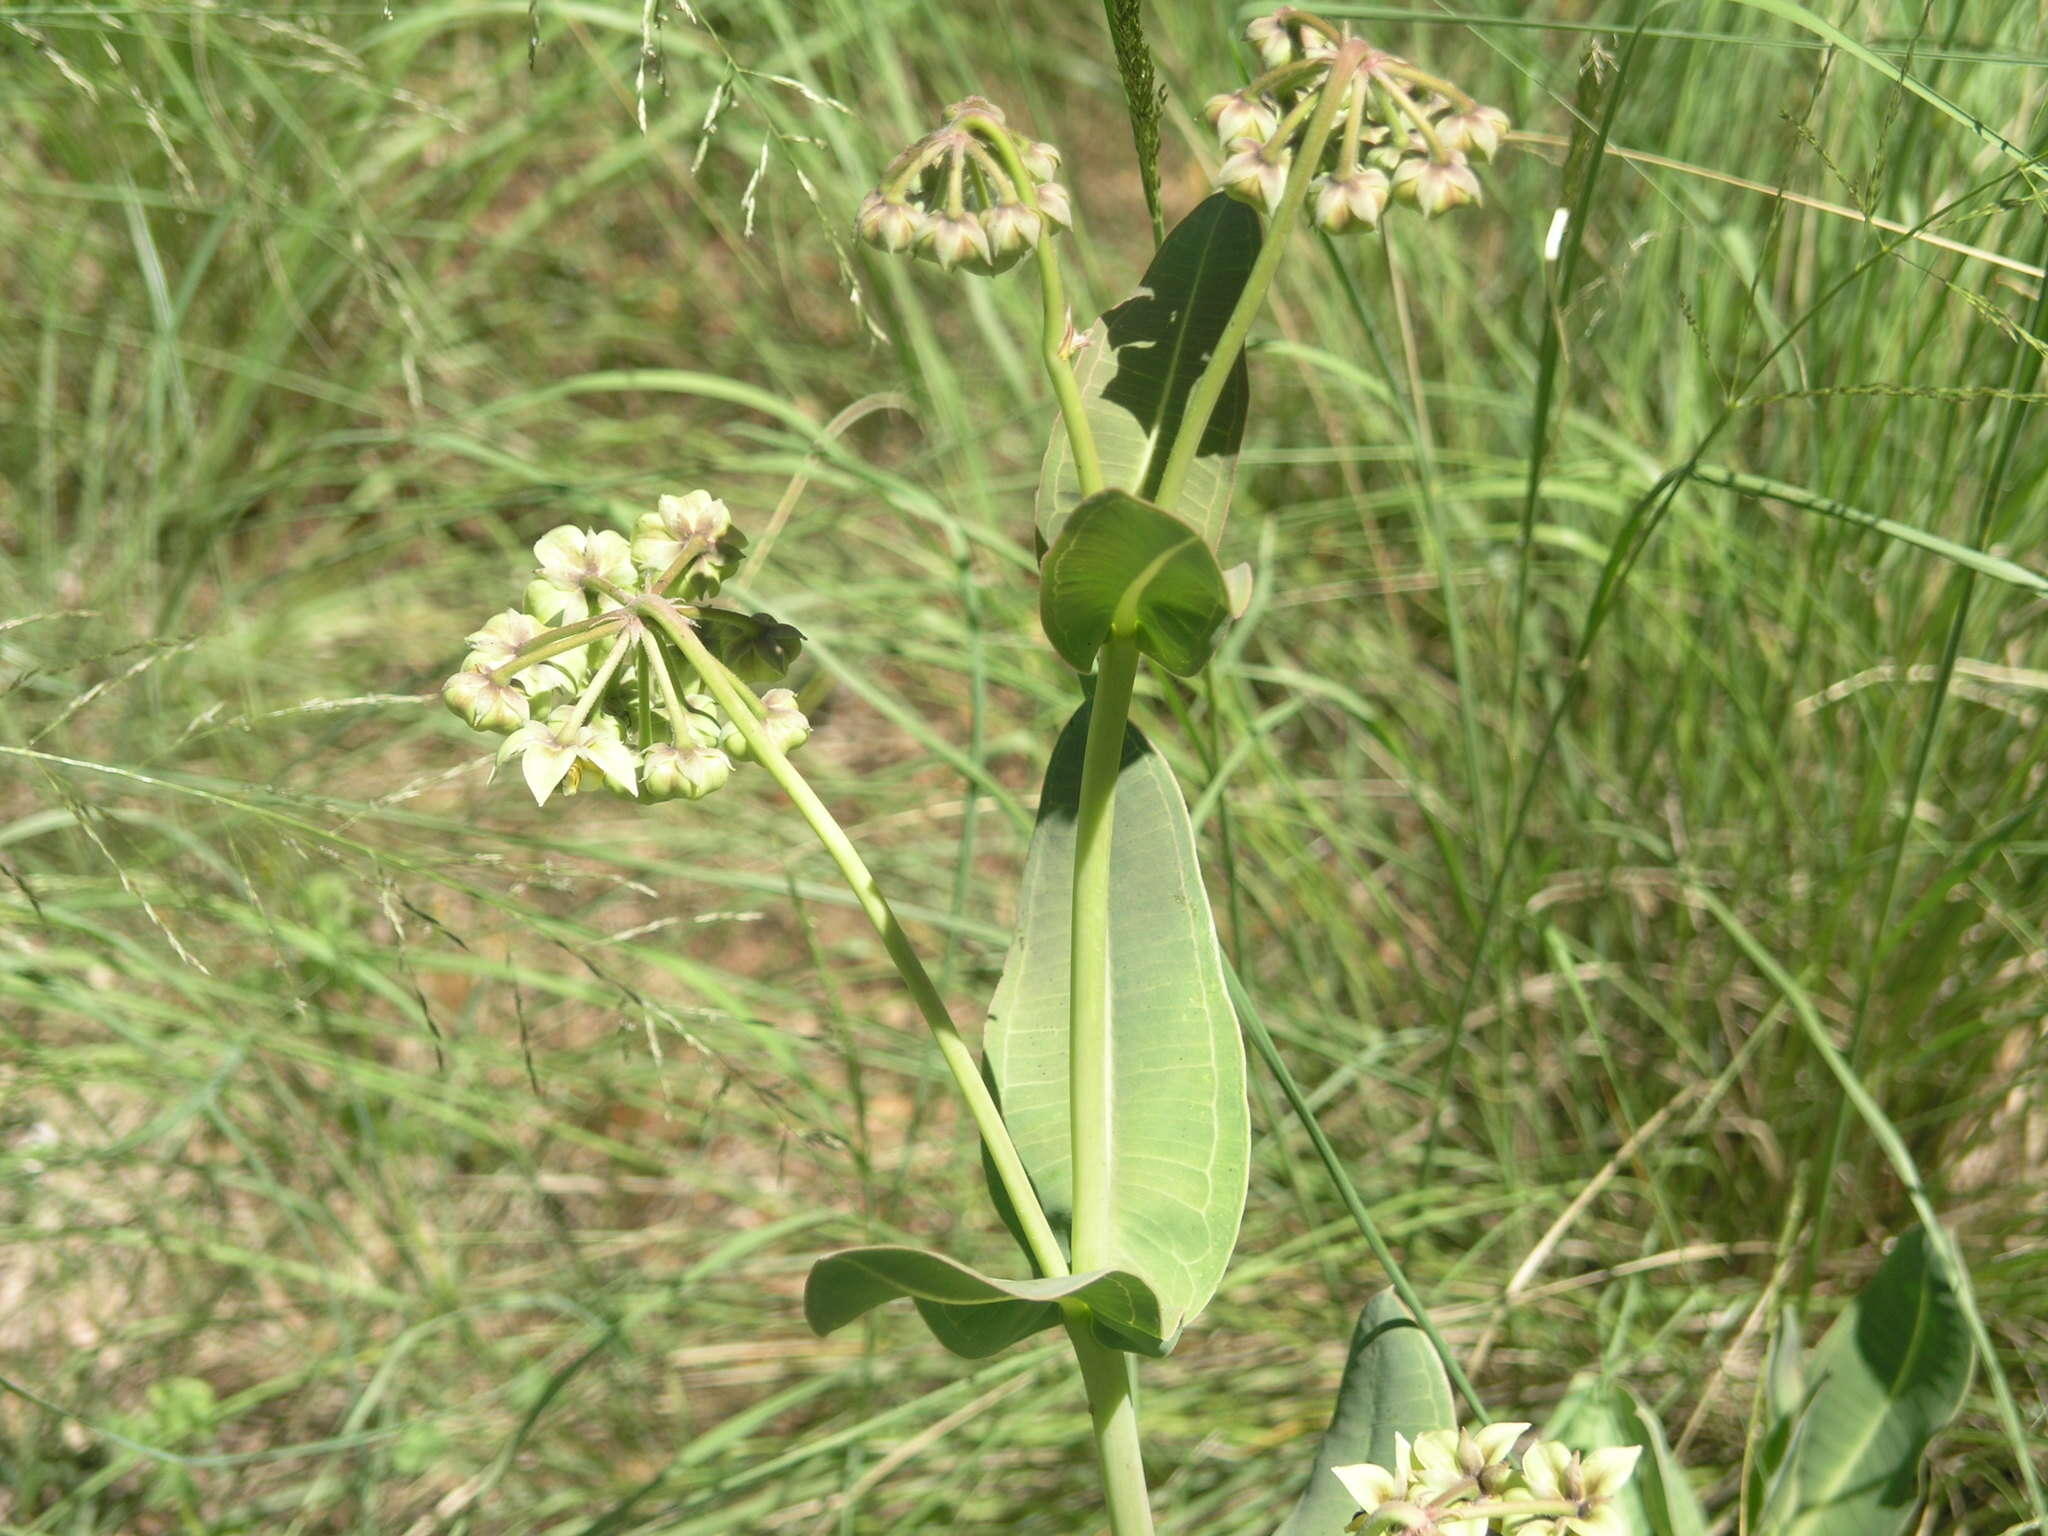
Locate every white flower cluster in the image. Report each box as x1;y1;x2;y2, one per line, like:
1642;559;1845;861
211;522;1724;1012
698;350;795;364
1211;9;1509;229
855;95;1072;273
1334;1425;1641;1535
440;491;810;807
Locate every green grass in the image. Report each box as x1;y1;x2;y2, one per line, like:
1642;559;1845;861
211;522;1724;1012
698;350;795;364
3;0;2045;1531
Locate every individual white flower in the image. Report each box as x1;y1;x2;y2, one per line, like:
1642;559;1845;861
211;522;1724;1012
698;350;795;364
640;742;733;802
1204;90;1280;145
1334;1433;1415;1522
632;490;737;584
527;526;637;624
1436;106;1509;162
496;707;639;805
1391;154;1481;217
680;694;724;748
1031;181;1073;230
442;667;530;733
1018;138;1061;181
918;211;993;270
1217;140;1292;214
981;201;1044;257
855;190;924;253
1245;13;1295;69
1312;169;1392;233
1518;1442;1642;1536
1404;1422;1531;1536
721;688;810;760
461;609;585;693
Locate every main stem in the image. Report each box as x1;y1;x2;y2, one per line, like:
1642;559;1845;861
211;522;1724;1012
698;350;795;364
1050;55;1360;1536
649;605;1068;1282
1066;632;1148;1536
1065;1312;1155;1536
1068;633;1140;1273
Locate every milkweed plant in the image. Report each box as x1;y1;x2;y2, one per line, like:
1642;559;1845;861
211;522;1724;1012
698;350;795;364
440;10;1976;1533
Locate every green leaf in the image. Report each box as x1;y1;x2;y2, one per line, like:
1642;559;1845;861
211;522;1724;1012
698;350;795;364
1547;1377;1706;1536
803;1244;1168;1360
1276;1290;1455;1536
983;704;1248;1351
1761;1226;1974;1536
1039;489;1232;676
1037;193;1259;548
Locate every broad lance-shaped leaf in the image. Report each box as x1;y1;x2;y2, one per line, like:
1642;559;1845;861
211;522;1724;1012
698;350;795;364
983;704;1248;1352
1037;193;1259;550
1277;1290;1455;1536
1547;1377;1707;1536
1040;489;1232;676
1760;1226;1973;1536
804;1245;1170;1359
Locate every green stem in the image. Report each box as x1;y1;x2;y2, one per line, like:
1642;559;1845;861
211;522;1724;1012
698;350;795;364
966;116;1104;497
644;602;1069;1282
1065;1314;1156;1536
488;612;620;685
1037;238;1104;499
1068;633;1140;1273
1154;43;1360;512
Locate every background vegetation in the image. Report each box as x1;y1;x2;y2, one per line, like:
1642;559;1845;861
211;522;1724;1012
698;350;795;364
2;0;2043;1530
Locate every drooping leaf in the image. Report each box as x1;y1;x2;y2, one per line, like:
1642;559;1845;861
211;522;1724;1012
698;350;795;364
1760;1226;1973;1536
1037;193;1259;549
1547;1377;1707;1536
982;704;1248;1352
1277;1290;1456;1536
803;1244;1169;1359
1039;489;1232;676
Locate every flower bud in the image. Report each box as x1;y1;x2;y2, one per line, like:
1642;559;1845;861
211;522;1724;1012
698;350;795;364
1217;141;1291;215
982;201;1043;257
1204;90;1279;146
1393;154;1481;216
1312;168;1391;233
1019;139;1061;181
759;688;812;755
1245;14;1294;69
640;742;733;801
1436;105;1509;162
680;695;723;748
917;211;993;271
443;668;530;733
1031;181;1072;230
855;189;923;253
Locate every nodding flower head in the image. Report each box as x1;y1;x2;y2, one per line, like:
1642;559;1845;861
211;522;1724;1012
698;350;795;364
439;492;814;810
855;96;1070;276
1210;9;1509;237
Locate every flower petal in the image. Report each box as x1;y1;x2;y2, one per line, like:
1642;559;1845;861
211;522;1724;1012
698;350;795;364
1520;1440;1570;1500
1330;1461;1401;1512
521;740;577;805
1581;1445;1642;1497
1472;1421;1530;1465
581;733;639;796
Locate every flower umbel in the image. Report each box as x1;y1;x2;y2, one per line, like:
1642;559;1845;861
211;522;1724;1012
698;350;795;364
855;95;1070;276
1334;1425;1638;1536
440;491;812;809
1211;10;1510;237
